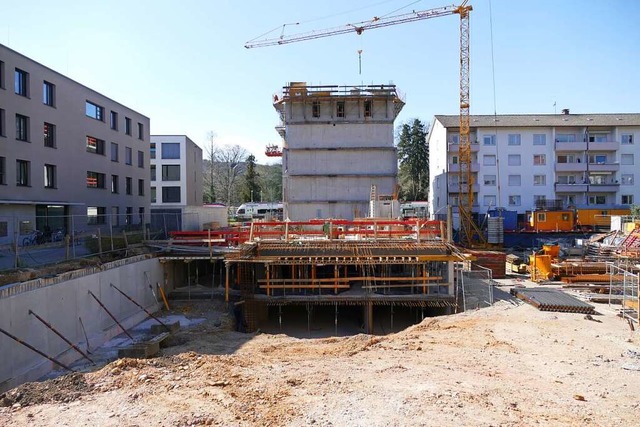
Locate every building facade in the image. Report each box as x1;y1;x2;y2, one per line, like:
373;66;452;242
149;135;204;232
428;113;640;225
273;83;405;220
0;44;150;245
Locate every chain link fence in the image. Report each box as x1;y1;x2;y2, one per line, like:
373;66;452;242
458;264;495;311
0;211;210;271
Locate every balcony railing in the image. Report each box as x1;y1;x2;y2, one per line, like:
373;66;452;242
555;183;588;192
588;183;620;192
555;141;587;151
587;140;619;151
449;162;480;173
555;163;587;172
448;183;480;193
587;163;619;172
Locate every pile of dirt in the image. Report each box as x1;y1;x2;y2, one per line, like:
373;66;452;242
0;373;90;408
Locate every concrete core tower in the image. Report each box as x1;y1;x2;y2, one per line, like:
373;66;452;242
274;83;405;220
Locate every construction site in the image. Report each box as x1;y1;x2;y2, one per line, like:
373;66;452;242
1;1;639;426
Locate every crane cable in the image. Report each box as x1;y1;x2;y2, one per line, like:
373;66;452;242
488;0;502;211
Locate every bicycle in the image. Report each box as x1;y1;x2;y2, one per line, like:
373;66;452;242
22;230;45;246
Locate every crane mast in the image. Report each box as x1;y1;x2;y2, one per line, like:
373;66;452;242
246;1;485;247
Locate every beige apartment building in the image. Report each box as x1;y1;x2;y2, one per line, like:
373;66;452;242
0;44;150;246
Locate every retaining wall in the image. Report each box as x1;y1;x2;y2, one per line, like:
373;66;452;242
0;255;164;392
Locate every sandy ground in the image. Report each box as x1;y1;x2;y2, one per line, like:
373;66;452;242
1;292;639;427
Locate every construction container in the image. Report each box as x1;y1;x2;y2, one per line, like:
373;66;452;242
528;210;574;232
487;209;518;231
529;254;554;281
576;207;631;231
542;244;560;259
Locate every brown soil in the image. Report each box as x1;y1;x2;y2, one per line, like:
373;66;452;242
1;296;639;426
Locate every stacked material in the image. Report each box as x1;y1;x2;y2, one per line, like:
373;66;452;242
510;287;595;314
466;250;506;279
552;261;608;278
506;254;526;274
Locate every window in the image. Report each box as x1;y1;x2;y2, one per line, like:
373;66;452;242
16;160;30;186
364;100;372;117
162;165;181;181
162;186;181;203
86;136;105;154
86;171;106;189
621;154;634;165
336;101;345;118
0;108;5;136
126;207;133;225
150;143;156;159
533;175;546;186
137;122;144;140
138;179;145;196
483;195;496;206
622;195;634;204
44;122;55;147
85;101;104;121
588;154;607;164
150;165;156;181
125;147;132;165
533;134;546;145
449;195;459;206
125;117;132;135
43;81;55;106
138;207;145;224
589;195;606;205
588;134;608;142
16;114;29;141
483;135;496;146
137;150;144;168
0;157;6;185
111;142;119;162
0;61;4;89
311;101;320;118
563;195;576;206
557;175;577;184
111;175;119;194
621;174;634;185
508;154;521;166
557;154;579;163
534;195;547;205
450;134;460;144
87;207;106;225
533;154;546;165
451;155;459;165
110;111;118;130
556;134;576;142
44;164;56;188
508;134;521;146
621;134;633;145
15;68;28;96
126;177;132;195
483;155;496;166
508;195;521;206
111;207;119;227
483;175;496;186
151;187;157;203
161;143;180;159
537;213;547;222
508;175;521;186
589;175;608;185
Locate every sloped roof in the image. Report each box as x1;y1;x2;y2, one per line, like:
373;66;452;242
435;113;640;128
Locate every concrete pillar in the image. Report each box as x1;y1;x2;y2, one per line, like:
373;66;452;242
363;302;373;334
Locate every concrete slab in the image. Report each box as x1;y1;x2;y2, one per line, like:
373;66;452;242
150;321;180;334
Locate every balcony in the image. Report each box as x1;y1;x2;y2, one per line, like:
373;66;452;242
555;183;588;192
587;163;619;172
588;183;620;192
587;141;619;151
555;162;587;172
448;183;480;193
448;142;480;153
555;141;587;151
449;162;480;173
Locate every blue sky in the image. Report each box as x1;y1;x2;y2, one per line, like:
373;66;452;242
2;0;638;163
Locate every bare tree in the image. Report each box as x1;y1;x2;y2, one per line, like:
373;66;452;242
211;144;248;206
203;132;217;203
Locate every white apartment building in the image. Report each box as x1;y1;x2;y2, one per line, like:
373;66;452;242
149;135;203;231
273;83;404;220
428;112;640;224
0;44;150;245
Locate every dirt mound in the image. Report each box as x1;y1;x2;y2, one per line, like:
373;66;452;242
0;373;90;408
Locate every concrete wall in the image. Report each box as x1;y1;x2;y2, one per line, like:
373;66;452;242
0;255;163;392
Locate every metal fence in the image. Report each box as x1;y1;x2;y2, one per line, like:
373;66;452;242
607;263;639;325
458;264;495;312
0;212;207;271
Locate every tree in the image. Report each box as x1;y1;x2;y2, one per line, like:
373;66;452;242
207;144;248;206
396;118;429;201
258;162;283;202
203;132;217;203
240;155;261;203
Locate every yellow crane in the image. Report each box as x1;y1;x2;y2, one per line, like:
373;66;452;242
245;1;485;247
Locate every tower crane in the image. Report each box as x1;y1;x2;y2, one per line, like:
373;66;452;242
245;1;486;247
